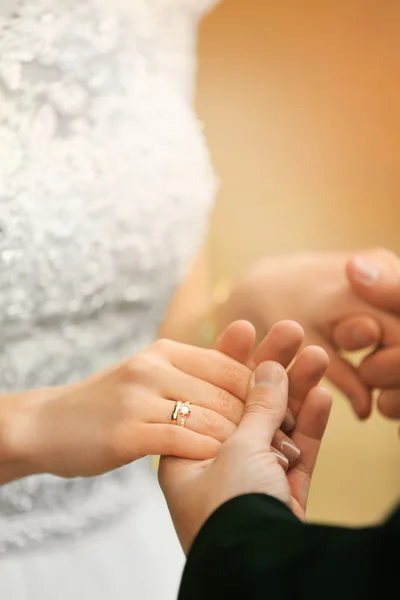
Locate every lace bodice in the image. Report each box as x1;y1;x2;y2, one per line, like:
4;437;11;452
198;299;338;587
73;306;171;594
0;0;219;552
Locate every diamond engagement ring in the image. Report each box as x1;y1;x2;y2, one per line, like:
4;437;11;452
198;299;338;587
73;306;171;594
171;401;192;427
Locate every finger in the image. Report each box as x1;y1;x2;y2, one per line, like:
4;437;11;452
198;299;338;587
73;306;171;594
287;345;330;419
291;386;332;453
215;324;299;458
158;340;251;401
359;346;400;389
239;361;288;442
271;448;290;471
215;320;304;438
147;397;236;443
281;408;296;434
247;321;303;432
312;333;372;419
272;429;301;466
214;320;256;364
333;315;382;351
346;250;400;313
275;345;329;463
215;321;300;461
288;386;332;511
142;424;221;460
377;390;400;419
162;365;244;424
248;320;304;370
216;321;303;433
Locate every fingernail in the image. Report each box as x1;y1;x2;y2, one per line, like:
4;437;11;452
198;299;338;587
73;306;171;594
272;448;289;471
279;440;301;465
350;325;371;347
348;394;361;416
254;362;284;387
351;257;380;284
282;410;296;433
348;394;370;421
352;256;398;287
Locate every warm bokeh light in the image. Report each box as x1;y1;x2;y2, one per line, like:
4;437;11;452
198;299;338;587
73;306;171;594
198;0;400;526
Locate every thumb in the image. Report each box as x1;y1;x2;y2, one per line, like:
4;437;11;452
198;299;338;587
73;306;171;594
238;361;288;443
346;250;400;313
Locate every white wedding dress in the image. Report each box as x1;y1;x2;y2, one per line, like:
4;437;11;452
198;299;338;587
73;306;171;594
0;0;219;598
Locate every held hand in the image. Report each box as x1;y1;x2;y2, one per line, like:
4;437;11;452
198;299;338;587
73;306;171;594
2;339;258;479
222;250;400;419
159;360;332;553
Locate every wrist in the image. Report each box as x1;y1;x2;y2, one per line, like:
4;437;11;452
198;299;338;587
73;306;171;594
0;388;59;482
0;393;34;482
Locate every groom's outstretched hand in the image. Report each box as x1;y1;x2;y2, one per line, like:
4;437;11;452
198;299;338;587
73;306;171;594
337;248;400;420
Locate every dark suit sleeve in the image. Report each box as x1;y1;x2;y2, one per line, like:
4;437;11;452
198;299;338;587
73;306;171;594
179;494;399;600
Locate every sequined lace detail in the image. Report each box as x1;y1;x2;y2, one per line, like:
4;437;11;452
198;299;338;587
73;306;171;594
0;0;219;552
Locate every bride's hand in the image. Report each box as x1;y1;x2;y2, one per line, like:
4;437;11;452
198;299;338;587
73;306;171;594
0;321;325;481
1;338;258;479
221;250;400;419
1;320;320;481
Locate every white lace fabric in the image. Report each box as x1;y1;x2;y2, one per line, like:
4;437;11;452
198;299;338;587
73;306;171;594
0;0;219;552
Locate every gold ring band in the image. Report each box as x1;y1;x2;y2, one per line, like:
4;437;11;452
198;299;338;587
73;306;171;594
171;401;192;427
171;401;182;425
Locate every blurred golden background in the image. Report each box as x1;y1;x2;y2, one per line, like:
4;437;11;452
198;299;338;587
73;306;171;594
197;0;400;526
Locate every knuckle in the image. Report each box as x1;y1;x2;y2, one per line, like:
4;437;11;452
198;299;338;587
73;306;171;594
221;360;248;396
200;405;217;429
121;352;163;383
152;338;175;356
246;393;283;420
121;355;146;381
200;406;222;436
215;388;235;415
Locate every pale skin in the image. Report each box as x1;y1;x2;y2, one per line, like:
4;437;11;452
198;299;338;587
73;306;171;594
0;318;327;484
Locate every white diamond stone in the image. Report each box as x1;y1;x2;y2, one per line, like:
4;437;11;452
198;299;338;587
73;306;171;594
180;405;190;416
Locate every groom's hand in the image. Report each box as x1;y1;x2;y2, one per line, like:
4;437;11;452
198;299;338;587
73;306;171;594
160;362;292;554
343;249;400;420
159;354;331;553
